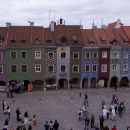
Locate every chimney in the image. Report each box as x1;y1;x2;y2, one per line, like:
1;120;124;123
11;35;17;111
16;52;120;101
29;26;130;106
28;21;34;26
6;22;11;27
49;21;56;32
60;18;63;24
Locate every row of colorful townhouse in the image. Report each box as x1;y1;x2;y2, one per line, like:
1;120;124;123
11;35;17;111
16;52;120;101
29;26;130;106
0;20;130;89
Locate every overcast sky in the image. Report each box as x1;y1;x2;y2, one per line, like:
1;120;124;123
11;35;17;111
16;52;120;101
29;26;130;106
0;0;130;28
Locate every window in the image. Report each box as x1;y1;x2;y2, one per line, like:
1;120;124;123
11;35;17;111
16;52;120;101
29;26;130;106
0;52;2;60
123;52;128;59
48;52;54;59
20;37;26;43
73;52;79;59
21;52;27;59
61;65;66;72
112;64;118;71
92;65;97;72
35;51;41;59
101;64;107;72
123;64;128;71
10;52;17;59
48;65;54;73
102;51;107;58
85;65;90;72
61;52;66;58
35;64;41;72
92;52;98;59
11;36;16;43
85;52;91;59
113;52;118;59
11;65;17;73
0;66;3;74
73;65;79;73
60;36;67;43
0;35;4;43
21;65;27;72
72;35;78;43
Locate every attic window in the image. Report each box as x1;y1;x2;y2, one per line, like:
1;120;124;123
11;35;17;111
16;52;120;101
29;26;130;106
11;36;16;43
72;35;78;43
20;38;26;43
35;38;41;44
89;41;94;45
102;40;106;44
111;39;117;45
0;35;4;43
46;39;52;43
60;36;67;43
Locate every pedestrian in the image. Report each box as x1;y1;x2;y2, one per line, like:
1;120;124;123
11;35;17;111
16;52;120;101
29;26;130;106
2;100;6;111
44;121;49;130
78;109;83;121
85;116;90;127
53;120;59;130
84;93;88;106
32;114;37;126
49;120;53;130
111;125;117;130
118;104;123;118
99;116;104;130
16;108;21;121
28;119;32;130
7;106;11;119
79;91;82;97
90;114;95;128
24;111;29;125
104;125;109;130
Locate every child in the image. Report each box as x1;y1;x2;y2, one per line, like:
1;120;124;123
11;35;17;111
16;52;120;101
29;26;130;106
32;115;37;126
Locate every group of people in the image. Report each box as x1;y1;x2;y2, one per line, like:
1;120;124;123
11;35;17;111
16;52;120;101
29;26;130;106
44;120;59;130
2;100;37;130
78;92;121;130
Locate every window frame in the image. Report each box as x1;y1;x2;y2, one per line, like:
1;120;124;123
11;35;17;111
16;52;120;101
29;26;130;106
85;52;91;59
10;65;17;73
48;65;54;73
72;65;79;73
35;64;41;72
102;51;107;58
21;51;27;59
92;51;98;59
123;64;128;71
10;51;17;59
92;64;97;72
48;52;54;59
35;51;41;59
61;52;66;58
85;64;90;72
73;52;79;59
21;64;28;73
60;65;66;73
101;64;107;72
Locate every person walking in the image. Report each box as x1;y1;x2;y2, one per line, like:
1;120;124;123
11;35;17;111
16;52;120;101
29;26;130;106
111;125;117;130
16;108;21;121
7;106;11;120
53;120;59;130
32;115;37;126
90;114;95;128
44;121;49;130
2;100;6;111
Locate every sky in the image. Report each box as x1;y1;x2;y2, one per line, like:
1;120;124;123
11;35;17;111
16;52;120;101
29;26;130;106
0;0;130;28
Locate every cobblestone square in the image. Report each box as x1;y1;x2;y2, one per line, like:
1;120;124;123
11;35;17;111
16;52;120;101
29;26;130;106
0;88;130;130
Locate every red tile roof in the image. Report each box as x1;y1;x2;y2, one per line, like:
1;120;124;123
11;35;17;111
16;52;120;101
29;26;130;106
82;29;98;47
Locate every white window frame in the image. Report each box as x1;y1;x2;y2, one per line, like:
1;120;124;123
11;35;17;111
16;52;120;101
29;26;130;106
102;51;107;58
21;51;27;59
112;64;118;71
123;64;128;71
60;65;66;73
48;52;54;59
10;51;17;59
72;65;79;73
85;52;91;59
92;51;98;59
112;52;118;59
101;64;107;72
35;51;41;59
48;65;54;73
10;65;17;73
0;66;3;74
61;52;66;58
92;64;97;72
85;64;90;72
35;64;41;72
123;52;128;59
21;64;28;73
0;52;2;60
73;52;79;59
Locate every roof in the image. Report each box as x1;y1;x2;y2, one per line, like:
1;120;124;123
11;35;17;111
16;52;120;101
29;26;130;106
93;28;110;47
82;29;98;47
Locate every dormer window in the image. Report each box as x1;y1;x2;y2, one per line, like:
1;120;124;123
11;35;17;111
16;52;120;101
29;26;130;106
111;39;117;45
11;36;16;43
72;35;78;44
60;36;67;43
102;40;106;44
35;38;41;44
20;37;26;43
89;41;94;46
0;35;4;43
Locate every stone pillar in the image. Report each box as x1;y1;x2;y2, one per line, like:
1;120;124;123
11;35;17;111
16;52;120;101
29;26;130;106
80;79;82;89
107;80;110;88
88;80;91;88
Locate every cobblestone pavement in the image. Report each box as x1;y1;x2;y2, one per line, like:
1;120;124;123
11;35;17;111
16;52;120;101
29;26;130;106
0;88;130;130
